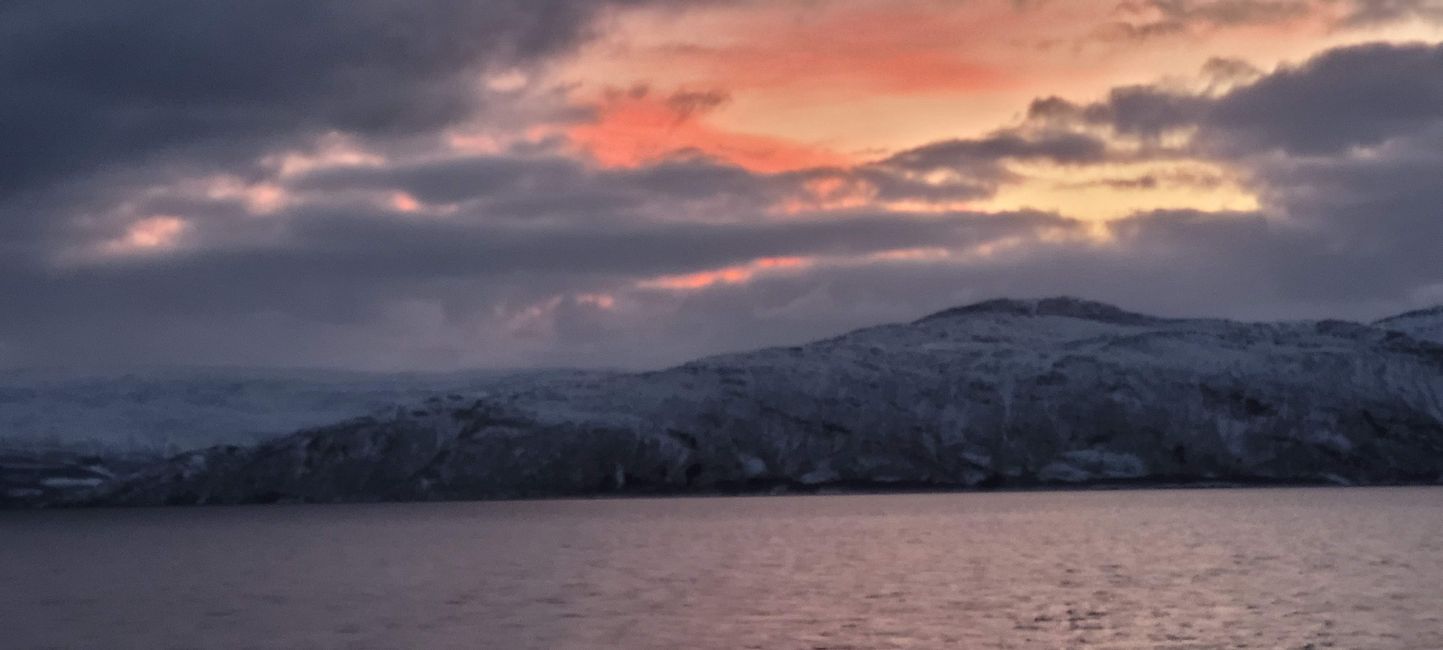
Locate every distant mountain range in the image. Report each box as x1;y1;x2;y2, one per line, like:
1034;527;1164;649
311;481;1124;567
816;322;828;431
0;367;615;454
8;298;1443;507
0;368;613;505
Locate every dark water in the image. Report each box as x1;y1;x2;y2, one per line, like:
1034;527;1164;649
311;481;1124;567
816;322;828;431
4;488;1443;649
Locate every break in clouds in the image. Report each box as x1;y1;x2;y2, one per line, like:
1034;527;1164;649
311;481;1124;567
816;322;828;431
1;0;1442;370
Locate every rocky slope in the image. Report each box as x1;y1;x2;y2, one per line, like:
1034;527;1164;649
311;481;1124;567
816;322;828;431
81;298;1443;505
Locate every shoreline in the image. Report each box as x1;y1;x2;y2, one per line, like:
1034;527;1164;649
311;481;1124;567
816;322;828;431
12;474;1442;511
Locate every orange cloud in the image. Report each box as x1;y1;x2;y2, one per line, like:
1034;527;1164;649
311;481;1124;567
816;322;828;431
560;0;1435;158
569;89;850;172
583;2;1030;96
777;173;878;214
683;7;1017;95
640;256;813;290
389;192;422;213
866;247;952;262
103;215;189;255
576;292;617;309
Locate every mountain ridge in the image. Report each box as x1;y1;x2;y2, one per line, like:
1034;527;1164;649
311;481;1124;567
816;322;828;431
57;296;1442;507
915;297;1174;326
1376;305;1443;345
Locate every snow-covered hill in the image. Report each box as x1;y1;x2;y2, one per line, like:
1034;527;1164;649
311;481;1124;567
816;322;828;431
1377;306;1443;345
0;368;613;455
88;298;1443;506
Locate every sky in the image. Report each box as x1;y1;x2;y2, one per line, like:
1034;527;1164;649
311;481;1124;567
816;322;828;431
2;0;1443;370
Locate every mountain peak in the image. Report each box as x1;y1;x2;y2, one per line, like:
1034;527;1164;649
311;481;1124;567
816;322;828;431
1376;305;1443;325
916;297;1166;326
1375;304;1443;345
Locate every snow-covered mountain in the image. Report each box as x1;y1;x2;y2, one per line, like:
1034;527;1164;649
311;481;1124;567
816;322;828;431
0;367;613;505
1377;306;1443;345
85;297;1443;506
0;367;613;455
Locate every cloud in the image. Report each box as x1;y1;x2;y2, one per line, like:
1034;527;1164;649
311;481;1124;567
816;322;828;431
1095;0;1314;41
1;16;1441;371
1028;87;1209;140
1200;56;1266;87
879;131;1112;172
0;0;673;201
1206;41;1443;154
1337;0;1443;26
1033;41;1443;154
1095;0;1443;41
567;86;849;171
289;127;1119;221
0;193;1074;368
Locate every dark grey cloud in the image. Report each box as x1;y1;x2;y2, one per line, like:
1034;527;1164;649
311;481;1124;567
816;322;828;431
842;130;1115;202
297;156;592;207
1250;125;1443;284
880;131;1110;171
1029;87;1209;140
1208;42;1443;155
291;152;791;223
1089;87;1211;140
665;90;732;121
0;0;661;200
1337;0;1443;26
0;203;1072;368
1060;170;1229;190
1201;56;1264;80
1094;0;1442;41
1151;0;1312;25
1035;41;1443;155
1098;0;1314;41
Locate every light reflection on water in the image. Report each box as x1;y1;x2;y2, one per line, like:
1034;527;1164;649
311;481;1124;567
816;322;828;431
4;487;1443;649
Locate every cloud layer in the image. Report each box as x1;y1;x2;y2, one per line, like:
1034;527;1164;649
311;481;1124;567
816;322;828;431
1;2;1441;370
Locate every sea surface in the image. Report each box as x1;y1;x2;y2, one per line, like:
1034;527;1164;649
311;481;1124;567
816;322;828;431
4;487;1443;649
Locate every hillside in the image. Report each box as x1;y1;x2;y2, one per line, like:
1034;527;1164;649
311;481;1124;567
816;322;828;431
87;298;1443;506
1377;306;1443;345
0;367;613;454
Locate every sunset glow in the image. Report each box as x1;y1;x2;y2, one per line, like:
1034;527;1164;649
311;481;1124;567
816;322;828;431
640;256;814;290
568;88;851;172
5;0;1443;369
103;216;188;255
11;4;1443;641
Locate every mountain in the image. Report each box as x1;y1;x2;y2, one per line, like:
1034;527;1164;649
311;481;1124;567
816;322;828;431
1377;306;1443;345
0;448;154;507
82;297;1443;507
0;367;614;455
0;367;612;506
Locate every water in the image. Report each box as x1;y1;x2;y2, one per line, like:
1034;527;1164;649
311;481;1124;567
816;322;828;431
4;488;1443;649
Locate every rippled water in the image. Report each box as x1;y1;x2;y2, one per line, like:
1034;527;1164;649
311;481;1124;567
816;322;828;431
5;487;1443;649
